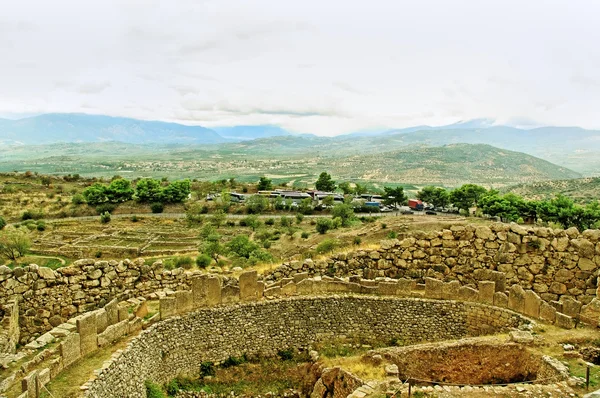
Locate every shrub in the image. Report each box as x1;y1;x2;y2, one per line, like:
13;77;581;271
150;202;164;214
195;254;212;268
145;380;166;398
265;218;275;226
296;214;304;224
301;231;310;239
71;193;86;205
200;361;216;377
222;355;246;368
387;231;397;239
280;216;291;227
380;223;387;229
174;256;193;269
36;221;46;231
95;203;116;215
316;218;333;234
95;251;103;258
100;211;111;224
263;240;272;249
332;217;342;229
0;217;5;230
226;220;235;227
353;236;362;245
21;209;43;221
277;348;294;361
316;238;338;254
131;215;139;222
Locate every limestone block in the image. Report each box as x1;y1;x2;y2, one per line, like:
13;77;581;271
49;357;63;379
240;270;259;301
206;276;222;306
76;312;98;356
458;286;479;302
560;296;582;318
424;277;443;299
21;370;38;398
117;303;130;322
523;290;541;318
264;286;281;297
36;368;50;392
128;317;143;334
282;282;297;296
104;298;119;326
392;279;411;295
360;279;378;287
539;302;557;324
221;285;240;304
555;312;575;329
159;296;177;320
97;320;129;348
175;290;193;313
293;272;310;284
580;298;600;326
96;308;108;334
441;280;460;300
296;279;314;295
508;285;526;314
257;281;265;298
191;275;208;307
135;301;148;319
478;281;495;305
377;281;398;296
493;292;509;308
60;332;81;368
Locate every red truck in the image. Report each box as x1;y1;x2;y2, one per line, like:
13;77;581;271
408;199;424;211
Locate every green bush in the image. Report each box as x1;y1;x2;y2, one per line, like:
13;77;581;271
265;218;275;226
71;193;85;205
226;220;235;227
387;231;397;239
316;218;333;234
174;256;193;269
150;202;164;214
263;240;272;249
221;355;246;368
145;380;166;398
280;216;291;227
100;211;111;224
131;215;139;222
195;254;212;268
200;361;216;377
301;231;310;239
277;348;294;361
295;214;304;224
380;222;387;229
36;221;46;231
316;238;338;254
353;236;362;245
21;209;44;221
95;203;116;215
0;216;6;230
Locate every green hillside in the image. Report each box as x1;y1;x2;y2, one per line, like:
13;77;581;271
504;177;600;204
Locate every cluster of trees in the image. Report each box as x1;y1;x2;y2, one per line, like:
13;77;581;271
82;178;191;206
197;224;273;267
416;184;600;231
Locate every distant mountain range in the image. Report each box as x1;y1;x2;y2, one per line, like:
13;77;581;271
1;113;600;176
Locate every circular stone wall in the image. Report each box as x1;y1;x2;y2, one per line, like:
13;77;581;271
84;296;530;398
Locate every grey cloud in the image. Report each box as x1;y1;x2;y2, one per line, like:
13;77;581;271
77;82;112;95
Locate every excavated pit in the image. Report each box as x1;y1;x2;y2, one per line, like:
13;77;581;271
367;339;567;386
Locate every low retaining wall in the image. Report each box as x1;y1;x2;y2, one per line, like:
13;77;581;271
84;296;530;398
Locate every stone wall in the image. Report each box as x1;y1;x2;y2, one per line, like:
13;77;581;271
0;299;19;354
84;295;530;398
267;224;600;305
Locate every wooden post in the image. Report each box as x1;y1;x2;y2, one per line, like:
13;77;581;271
407;379;412;397
587;365;591;390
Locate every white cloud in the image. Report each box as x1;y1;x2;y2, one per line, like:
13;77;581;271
0;0;600;135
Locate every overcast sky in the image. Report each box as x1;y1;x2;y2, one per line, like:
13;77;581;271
1;0;599;135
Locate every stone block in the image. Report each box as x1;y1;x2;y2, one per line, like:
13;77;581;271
555;312;575;329
36;368;50;392
293;272;310;284
493;292;508;308
175;290;193;313
135;301;148;319
104;298;119;326
96;308;108;333
539;302;557;324
128;317;143;334
221;285;240;304
60;332;81;368
523;290;541;318
257;281;265;298
296;279;314;295
441;280;460;300
396;278;415;295
191;275;208;307
117;303;130;322
282;282;297;296
264;286;281;297
458;286;479;302
560;296;583;318
580;298;600;326
508;285;526;314
21;370;38;398
206;276;222;306
424;277;443;299
478;281;495;304
360;279;378;287
76;312;98;356
376;281;398;296
313;280;328;294
240;270;259;301
49;357;63;379
97;319;129;347
160;296;177;320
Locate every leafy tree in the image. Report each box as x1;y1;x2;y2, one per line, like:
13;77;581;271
82;183;108;205
316;218;333;234
72;193;86;205
227;235;260;259
135;179;163;203
479;193;524;222
242;215;261;231
322;195;335;207
338;182;353;195
315;172;336;192
0;230;31;260
202;233;224;262
196;254;212;268
354;183;368;196
298;197;313;215
106;178;134;203
162;180;191;203
100;211;111;223
382;186;407;208
150;202;164;213
245;195;269;214
417;186;450;208
40;176;52;187
209;210;227;227
257;176;273;191
449;184;488;212
331;203;354;227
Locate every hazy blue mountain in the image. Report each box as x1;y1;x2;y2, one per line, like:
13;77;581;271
0;113;226;145
212;125;291;141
